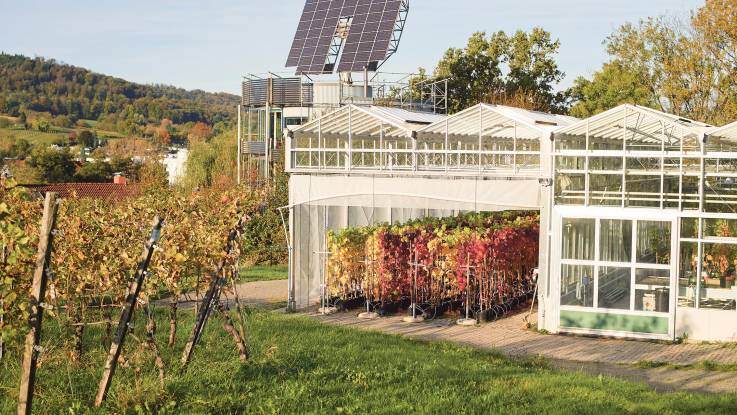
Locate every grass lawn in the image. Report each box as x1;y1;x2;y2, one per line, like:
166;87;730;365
239;264;288;283
1;309;737;414
0;126;68;146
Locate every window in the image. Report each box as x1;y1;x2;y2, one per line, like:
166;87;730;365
556;133;586;151
560;217;673;314
589;174;623;206
678;241;698;308
704;176;737;213
555;174;585;205
700;243;737;310
625;174;661;208
599;219;631;263
636;221;671;264
680;217;698;239
561;264;594;307
562;218;595;260
635;268;670;312
598;266;631;310
679;218;737;310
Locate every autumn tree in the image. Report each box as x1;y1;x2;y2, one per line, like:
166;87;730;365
570;1;737;124
188;122;213;144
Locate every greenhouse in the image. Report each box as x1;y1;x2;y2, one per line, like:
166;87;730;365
284;103;576;311
538;104;737;341
285;102;737;342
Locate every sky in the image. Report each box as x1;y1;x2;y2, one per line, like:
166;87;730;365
0;0;705;95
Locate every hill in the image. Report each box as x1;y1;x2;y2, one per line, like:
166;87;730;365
0;53;239;135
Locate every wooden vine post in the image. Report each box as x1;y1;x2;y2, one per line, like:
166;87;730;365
181;214;249;368
94;216;163;407
17;192;59;415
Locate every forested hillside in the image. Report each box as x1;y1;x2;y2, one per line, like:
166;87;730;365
0;53;239;134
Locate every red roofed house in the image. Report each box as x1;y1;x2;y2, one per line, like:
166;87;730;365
22;174;140;202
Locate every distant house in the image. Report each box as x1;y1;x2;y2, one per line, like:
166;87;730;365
21;175;140;202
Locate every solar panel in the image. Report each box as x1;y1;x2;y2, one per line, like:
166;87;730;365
286;0;405;74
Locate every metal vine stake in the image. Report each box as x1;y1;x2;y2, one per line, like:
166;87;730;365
180;214;250;368
94;216;163;407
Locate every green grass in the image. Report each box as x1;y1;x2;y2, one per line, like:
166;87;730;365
0;126;68;146
239;264;288;283
2;309;737;414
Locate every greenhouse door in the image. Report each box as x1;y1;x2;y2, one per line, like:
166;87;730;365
552;208;677;340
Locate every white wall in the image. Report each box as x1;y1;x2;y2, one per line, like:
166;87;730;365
676;307;737;342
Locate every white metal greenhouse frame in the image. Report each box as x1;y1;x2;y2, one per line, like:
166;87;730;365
284;102;737;342
284;103;576;310
537;105;737;341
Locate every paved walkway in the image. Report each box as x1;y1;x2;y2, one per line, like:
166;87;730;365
159;279;287;308
310;309;737;394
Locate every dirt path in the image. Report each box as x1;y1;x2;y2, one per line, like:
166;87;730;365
310;309;737;394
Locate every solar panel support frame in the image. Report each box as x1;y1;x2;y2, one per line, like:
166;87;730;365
377;0;409;72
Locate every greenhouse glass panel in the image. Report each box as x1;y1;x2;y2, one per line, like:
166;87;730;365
598;266;631;310
705;158;737;174
625;174;661;208
682;158;701;174
589;156;623;171
663;175;680;208
706;135;737;153
555;174;586;205
516;139;540;152
663;158;680;174
678;241;698;308
556;133;586;151
703;218;737;238
589;133;623;151
635;268;670;312
556;156;586;171
561;264;594;307
680;133;701;153
681;176;701;211
599;219;632;263
589;174;623;206
480;137;514;152
700;243;737;310
636;221;671;265
626;157;661;173
562;218;595;260
515;154;540;171
624;121;662;152
680;217;699;239
704;176;737;213
482;153;514;170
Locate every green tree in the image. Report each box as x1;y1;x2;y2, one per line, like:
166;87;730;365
568;61;655;118
18;112;26;125
78;130;96;148
27;146;76;183
37;119;50;133
430;28;565;113
504;28;566;111
10;138;32;158
74;161;113;183
53;115;74;128
433;31;505;112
